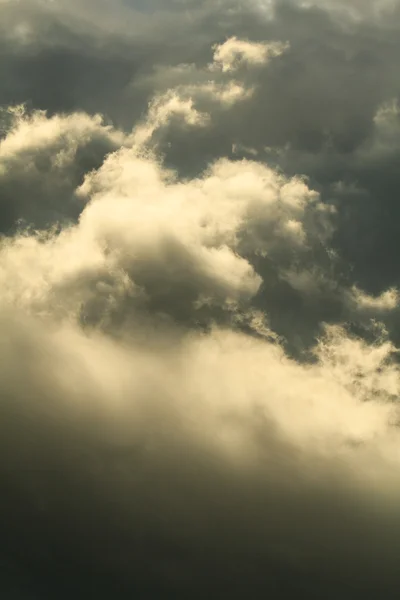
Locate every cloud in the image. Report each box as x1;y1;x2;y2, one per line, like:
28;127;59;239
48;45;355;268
350;286;399;312
2;303;400;598
0;105;126;232
210;36;289;72
129;35;287;149
0;118;330;332
1;95;400;598
132;91;210;146
3;1;400;598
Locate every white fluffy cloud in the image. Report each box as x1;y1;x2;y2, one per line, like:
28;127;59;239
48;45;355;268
0;114;333;333
0;97;399;466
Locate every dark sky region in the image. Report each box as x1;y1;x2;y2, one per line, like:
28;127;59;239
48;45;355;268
2;0;400;598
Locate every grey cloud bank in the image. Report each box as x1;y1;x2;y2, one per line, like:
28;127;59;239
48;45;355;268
2;1;400;598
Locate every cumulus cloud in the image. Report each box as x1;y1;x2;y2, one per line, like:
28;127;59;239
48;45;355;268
350;286;399;312
130;34;287;149
0;105;126;232
132;91;210;146
0;125;329;331
2;99;400;599
3;1;400;599
211;36;289;72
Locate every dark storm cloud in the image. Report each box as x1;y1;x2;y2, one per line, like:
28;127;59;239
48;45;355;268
0;0;267;126
2;1;400;599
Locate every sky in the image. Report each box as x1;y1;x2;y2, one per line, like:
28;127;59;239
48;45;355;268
2;0;400;598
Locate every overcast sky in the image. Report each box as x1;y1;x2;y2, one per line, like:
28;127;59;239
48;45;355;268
2;1;400;598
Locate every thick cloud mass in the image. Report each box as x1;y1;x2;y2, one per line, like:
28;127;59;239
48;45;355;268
3;1;400;598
